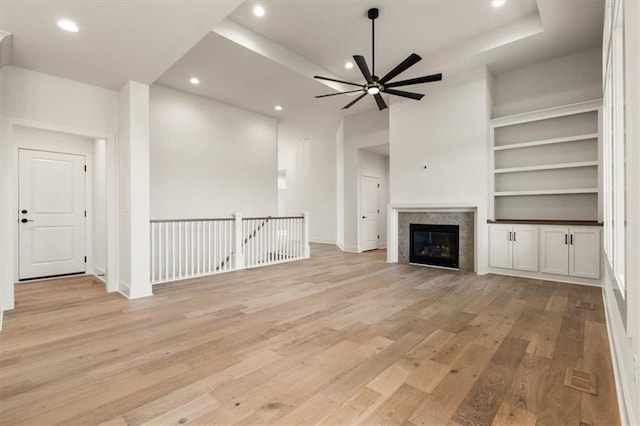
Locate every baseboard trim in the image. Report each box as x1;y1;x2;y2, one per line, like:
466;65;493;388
602;288;634;426
119;280;131;298
310;238;337;245
93;266;106;283
486;268;602;287
341;245;359;253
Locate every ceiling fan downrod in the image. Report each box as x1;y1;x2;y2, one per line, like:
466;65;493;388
369;8;378;80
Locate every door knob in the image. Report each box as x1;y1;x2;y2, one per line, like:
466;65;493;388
21;218;34;223
21;209;28;214
362;216;366;219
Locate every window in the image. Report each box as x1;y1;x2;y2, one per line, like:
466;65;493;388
603;0;626;297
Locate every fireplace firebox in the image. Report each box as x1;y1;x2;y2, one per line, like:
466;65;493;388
409;224;459;269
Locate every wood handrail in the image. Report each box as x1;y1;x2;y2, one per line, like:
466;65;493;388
150;218;233;223
150;215;303;223
243;216;304;220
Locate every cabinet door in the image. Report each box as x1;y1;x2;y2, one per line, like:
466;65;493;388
512;225;539;272
489;225;512;269
569;227;600;279
540;227;569;275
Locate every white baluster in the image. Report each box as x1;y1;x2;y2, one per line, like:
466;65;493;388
171;222;176;280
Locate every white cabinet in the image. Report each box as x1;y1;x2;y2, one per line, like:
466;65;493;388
489;224;538;272
489;225;512;269
540;227;569;275
540;226;600;279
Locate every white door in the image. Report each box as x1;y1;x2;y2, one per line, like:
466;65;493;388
19;149;86;280
360;175;378;252
512;225;539;272
569;227;600;279
540;227;569;275
488;225;512;269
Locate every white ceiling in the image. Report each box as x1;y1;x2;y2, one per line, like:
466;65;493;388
0;0;242;89
156;32;374;120
0;0;604;135
228;0;540;81
362;144;390;157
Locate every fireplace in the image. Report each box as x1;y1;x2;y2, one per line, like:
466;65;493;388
410;224;459;269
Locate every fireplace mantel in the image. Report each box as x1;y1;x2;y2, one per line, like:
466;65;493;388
387;202;488;274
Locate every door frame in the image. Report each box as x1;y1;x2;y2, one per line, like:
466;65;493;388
18;148;89;281
357;174;379;253
0;117;119;311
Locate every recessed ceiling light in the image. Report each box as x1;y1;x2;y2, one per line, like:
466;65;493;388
275;105;283;111
190;77;200;85
253;5;265;17
492;0;506;7
345;62;354;69
57;19;79;32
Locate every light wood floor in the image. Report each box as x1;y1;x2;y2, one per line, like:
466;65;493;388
1;244;619;425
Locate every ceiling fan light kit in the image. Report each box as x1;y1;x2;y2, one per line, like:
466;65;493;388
314;8;443;111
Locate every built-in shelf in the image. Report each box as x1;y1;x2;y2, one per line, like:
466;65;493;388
490;100;601;222
495;188;599;197
493;133;598;151
494;161;598;174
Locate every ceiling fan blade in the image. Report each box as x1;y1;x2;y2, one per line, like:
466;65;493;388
315;89;365;98
384;73;443;88
314;75;363;88
379;53;422;84
383;88;424;100
374;94;388;110
342;93;367;110
353;55;374;84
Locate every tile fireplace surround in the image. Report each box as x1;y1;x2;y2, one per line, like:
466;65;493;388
399;212;474;272
387;203;483;273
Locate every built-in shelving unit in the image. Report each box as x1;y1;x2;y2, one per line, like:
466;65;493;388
493;133;599;151
494;188;599;197
494;161;598;174
489;99;602;221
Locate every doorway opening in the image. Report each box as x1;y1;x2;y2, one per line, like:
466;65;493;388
13;126;108;285
358;145;389;252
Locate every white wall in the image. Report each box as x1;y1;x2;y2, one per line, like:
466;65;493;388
492;47;602;117
341;109;389;252
336;122;344;248
93;139;107;279
277;121;337;244
0;66;117;134
0;66;118;310
389;74;490;272
149;84;278;219
358;149;389;248
390;77;489;206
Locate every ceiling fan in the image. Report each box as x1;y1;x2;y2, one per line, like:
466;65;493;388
314;7;442;111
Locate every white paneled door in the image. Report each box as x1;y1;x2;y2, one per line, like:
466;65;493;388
19;149;86;280
360;175;379;252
